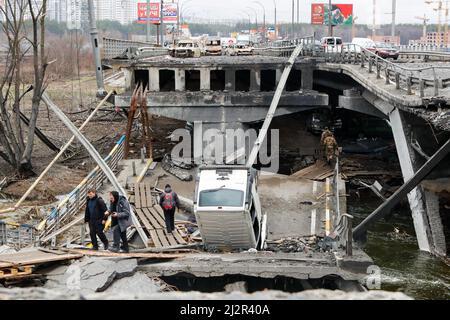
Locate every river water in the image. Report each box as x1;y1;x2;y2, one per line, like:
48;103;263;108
348;194;450;300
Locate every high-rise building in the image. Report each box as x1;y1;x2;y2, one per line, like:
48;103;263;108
48;0;68;23
96;0;136;25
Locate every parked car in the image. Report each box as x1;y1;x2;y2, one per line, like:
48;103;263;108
373;42;400;60
204;38;222;56
351;37;376;52
226;43;253;56
170;40;201;58
321;37;343;53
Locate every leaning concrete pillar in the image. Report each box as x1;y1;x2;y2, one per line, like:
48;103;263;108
250;69;261;91
389;108;433;253
200;68;211;91
225;69;235;91
149;68;160;92
424;190;447;256
175;69;186;92
301;67;314;90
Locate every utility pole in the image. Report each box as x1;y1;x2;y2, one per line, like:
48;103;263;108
273;0;277;39
391;0;396;37
415;15;430;39
292;0;295;38
253;1;266;41
328;0;332;36
160;0;165;46
87;0;106;98
352;16;358;40
372;0;376;38
146;0;151;42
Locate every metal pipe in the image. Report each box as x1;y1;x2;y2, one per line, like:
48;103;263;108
41;93;150;247
146;0;151;42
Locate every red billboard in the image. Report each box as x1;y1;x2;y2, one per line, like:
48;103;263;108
137;2;178;24
311;4;353;26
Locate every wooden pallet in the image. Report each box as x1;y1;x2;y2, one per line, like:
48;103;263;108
132;183;188;249
0;265;33;280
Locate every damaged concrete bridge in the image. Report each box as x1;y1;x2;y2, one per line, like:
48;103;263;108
104;37;450;259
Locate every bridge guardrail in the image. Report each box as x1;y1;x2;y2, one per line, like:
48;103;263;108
325;43;450;98
102;37;168;60
256;38;450;99
37;135;126;244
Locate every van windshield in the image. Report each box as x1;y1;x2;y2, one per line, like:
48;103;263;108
199;189;244;207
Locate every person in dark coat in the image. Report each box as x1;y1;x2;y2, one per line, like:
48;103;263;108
105;191;132;253
84;189;109;250
159;184;180;233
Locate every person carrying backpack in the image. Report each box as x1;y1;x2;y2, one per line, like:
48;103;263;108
159;184;180;233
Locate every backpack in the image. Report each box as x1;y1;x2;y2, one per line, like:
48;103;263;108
162;192;175;210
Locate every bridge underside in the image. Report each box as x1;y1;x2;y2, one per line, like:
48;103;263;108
115;90;329;122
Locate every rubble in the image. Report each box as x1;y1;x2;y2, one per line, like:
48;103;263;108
161;154;193;181
44;257;138;293
0;286;412;300
0;245;16;255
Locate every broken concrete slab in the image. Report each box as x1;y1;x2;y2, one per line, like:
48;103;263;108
0;286;412;300
104;271;161;296
44;257;138;293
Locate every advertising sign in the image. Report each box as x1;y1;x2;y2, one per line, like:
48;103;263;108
311;3;353;26
137;2;178;24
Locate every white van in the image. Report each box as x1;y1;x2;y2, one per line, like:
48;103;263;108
321;37;343;52
194;165;267;251
351;38;376;52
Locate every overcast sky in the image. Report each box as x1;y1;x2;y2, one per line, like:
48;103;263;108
170;0;445;25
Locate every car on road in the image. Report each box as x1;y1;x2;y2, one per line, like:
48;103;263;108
321;37;343;53
373;42;400;60
226;43;253;56
204;38;222;56
350;37;376;53
170;40;201;58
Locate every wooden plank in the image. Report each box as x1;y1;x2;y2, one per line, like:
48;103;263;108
140;184;147;208
149;207;166;227
135;184;142;209
134;208;153;232
64;248;184;259
153;205;167;221
142;208;164;230
0;249;82;268
149;230;163;248
156;229;170;247
172;229;188;245
146;184;154;206
166;232;178;247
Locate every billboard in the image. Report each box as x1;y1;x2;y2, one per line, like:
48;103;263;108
311;4;353;26
137;2;178;24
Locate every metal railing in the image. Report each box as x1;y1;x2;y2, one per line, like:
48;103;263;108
38;135;126;242
0;221;35;249
321;43;450;99
102;37;168;60
253;35;317;58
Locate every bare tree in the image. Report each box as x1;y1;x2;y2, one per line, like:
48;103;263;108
0;0;48;177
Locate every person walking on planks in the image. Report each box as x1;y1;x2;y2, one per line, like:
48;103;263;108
84;189;109;251
159;184;180;234
105;191;132;253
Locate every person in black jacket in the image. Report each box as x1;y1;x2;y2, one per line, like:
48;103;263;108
105;191;132;253
159;184;180;233
84;189;109;250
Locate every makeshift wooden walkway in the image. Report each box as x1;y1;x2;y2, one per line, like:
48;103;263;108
292;160;334;181
0;248;82;281
130;183;188;249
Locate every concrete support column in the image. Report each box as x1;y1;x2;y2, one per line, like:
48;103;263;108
250;69;261;91
175;69;186;92
301;67;314;90
149;68;160;92
389;108;433;253
424;191;447;256
225;69;235;91
200;68;211;91
275;69;282;86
